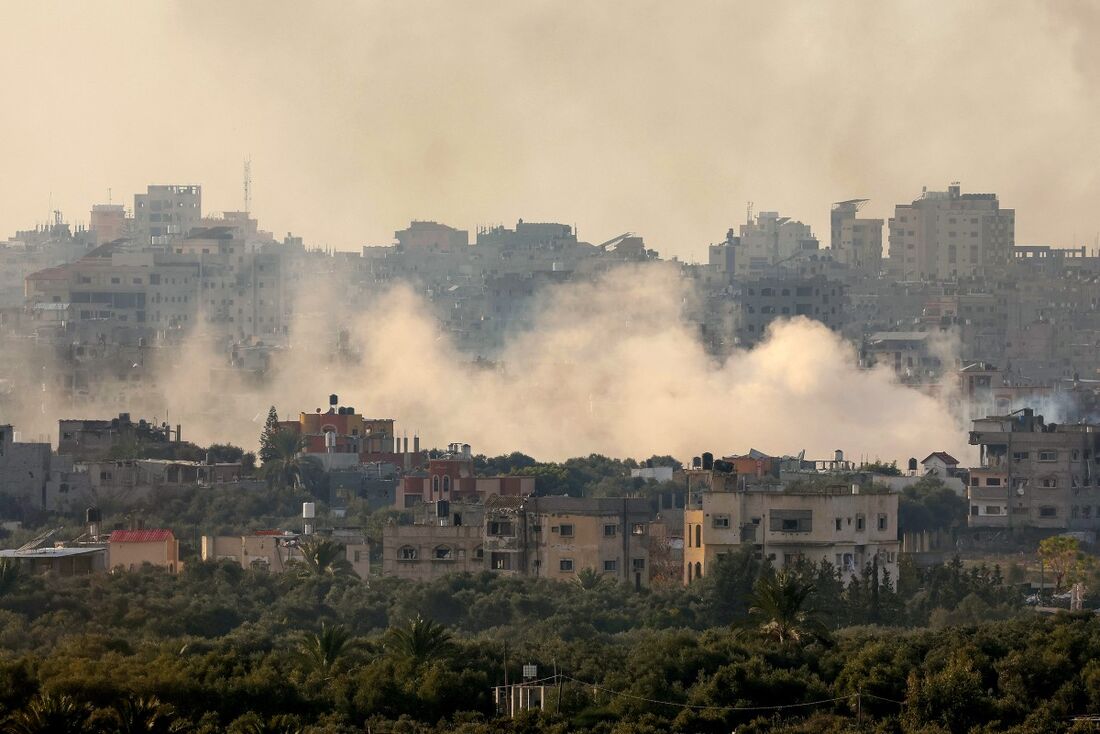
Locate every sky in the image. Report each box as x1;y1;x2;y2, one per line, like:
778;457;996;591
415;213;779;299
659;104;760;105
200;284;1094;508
2;1;1098;258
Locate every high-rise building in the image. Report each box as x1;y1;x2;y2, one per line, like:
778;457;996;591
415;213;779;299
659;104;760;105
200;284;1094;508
133;185;202;245
888;183;1014;281
734;211;818;277
830;199;883;276
89;204;127;246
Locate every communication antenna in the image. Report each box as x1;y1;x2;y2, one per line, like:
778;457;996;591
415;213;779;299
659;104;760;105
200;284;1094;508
746;200;754;224
243;155;252;215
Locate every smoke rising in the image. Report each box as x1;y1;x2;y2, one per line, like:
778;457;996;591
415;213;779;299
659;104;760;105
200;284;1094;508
3;264;972;464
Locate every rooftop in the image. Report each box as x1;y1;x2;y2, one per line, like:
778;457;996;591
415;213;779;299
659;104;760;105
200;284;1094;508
110;529;174;543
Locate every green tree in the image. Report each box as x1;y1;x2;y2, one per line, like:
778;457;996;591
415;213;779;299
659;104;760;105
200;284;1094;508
385;615;455;665
748;570;826;645
296;538;357;578
110;696;187;734
3;693;91;734
574;567;605;591
1038;535;1093;591
258;406;281;464
299;622;354;679
261;430;320;490
0;558;22;596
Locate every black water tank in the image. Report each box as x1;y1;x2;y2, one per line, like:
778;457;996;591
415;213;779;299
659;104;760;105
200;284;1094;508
329;394;339;406
907;457;918;472
702;452;714;470
85;507;101;523
713;459;733;473
692;456;702;468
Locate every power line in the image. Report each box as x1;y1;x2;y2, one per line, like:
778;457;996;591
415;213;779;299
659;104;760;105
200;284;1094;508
561;675;869;713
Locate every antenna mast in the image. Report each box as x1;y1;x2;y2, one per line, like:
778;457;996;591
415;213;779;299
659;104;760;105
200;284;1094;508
243;156;252;215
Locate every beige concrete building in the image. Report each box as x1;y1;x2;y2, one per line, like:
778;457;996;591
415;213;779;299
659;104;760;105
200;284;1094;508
381;501;485;580
967;409;1100;531
200;531;370;577
830;199;883;275
683;475;899;584
484;496;653;588
889;183;1014;281
108;528;182;573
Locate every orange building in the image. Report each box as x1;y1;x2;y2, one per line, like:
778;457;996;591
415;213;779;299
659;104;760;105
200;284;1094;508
397;444;534;508
108;529;182;573
280;397;426;467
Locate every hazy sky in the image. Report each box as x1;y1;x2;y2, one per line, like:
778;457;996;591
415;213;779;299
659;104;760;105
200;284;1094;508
2;1;1097;258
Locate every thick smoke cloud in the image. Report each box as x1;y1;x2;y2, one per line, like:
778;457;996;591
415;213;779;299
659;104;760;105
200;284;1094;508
4;265;971;464
1;1;1098;256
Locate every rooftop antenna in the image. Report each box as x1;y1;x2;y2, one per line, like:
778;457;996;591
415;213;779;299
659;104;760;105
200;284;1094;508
746;200;754;225
243;155;252;215
108;187;112;204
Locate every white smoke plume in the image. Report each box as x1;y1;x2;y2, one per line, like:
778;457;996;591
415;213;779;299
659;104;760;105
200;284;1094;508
1;263;972;465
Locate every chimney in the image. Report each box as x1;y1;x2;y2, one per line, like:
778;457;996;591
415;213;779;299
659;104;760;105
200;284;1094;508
414;433;420;454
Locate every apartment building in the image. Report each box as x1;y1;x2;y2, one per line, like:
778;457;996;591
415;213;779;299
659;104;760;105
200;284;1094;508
967;408;1100;530
733;210;819;278
397;444;534;507
889;183;1015;281
735;275;846;346
483;496;653;587
133;185;201;245
201;530;369;577
830;199;883;276
381;501;485;581
683;467;899;583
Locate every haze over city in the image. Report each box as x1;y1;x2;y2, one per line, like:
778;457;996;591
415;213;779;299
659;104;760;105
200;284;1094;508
4;3;1100;733
3;1;1100;256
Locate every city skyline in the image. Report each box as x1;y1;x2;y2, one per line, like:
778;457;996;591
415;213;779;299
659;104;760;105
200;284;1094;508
3;2;1100;256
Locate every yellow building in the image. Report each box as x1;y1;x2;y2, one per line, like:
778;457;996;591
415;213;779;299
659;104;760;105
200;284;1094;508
485;496;653;588
108;529;182;574
200;531;369;577
684;478;899;584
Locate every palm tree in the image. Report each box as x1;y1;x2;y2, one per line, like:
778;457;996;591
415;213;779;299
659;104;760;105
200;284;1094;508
299;622;354;678
3;693;91;734
296;538;357;578
261;430;321;490
749;570;826;645
0;558;22;596
574;567;604;591
111;696;187;734
385;615;455;665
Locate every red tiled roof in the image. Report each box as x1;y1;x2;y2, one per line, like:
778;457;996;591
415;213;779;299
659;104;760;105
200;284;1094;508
110;529;174;543
922;452;959;466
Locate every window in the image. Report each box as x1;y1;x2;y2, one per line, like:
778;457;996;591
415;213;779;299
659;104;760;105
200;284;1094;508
834;517;842;531
488;521;514;536
432;476;440;493
559;559;574;572
433;545;453;560
475;545;484;560
442;475;451;493
856;514;865;531
603;524;617;537
632;558;646;572
398;546;418;561
712;515;730;529
986;477;1001;487
603;560;618;572
770;509;812;533
1038;450;1058;462
1041;478;1057;488
631;523;646;535
877;514;888;531
1013;452;1029;461
1039;506;1058;518
694;524;701;547
559;524;574;537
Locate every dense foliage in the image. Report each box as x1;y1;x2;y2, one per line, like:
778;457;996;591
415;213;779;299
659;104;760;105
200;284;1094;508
0;543;1071;733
